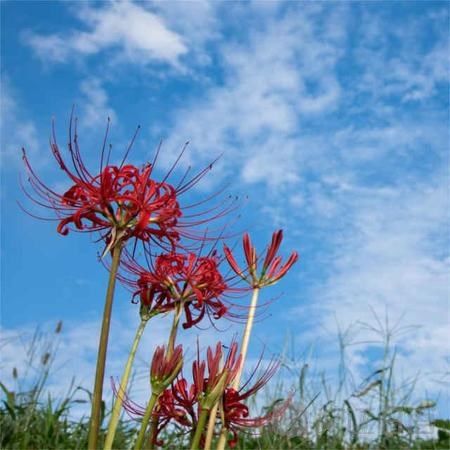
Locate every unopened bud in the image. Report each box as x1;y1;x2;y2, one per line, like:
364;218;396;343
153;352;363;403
150;345;183;394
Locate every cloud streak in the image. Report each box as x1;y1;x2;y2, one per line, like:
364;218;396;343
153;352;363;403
24;2;187;67
0;79;42;168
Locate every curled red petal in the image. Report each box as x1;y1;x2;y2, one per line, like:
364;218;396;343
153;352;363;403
223;245;243;277
262;229;283;271
269;251;299;284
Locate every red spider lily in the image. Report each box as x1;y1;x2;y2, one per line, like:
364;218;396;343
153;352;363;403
150;345;183;394
223;230;298;288
154;342;240;414
119;250;230;328
122;342;241;447
204;342;241;401
189;342;241;409
222;386;291;448
220;357;290;448
21;116;233;253
155;346;280;448
154;342;240;447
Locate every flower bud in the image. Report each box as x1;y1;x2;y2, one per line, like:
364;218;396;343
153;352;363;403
150;345;183;394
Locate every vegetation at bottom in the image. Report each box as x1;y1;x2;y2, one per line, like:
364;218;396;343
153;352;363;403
1;322;449;450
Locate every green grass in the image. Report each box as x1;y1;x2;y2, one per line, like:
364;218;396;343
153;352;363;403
1;321;448;449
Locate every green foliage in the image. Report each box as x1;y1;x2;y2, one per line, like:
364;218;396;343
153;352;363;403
1;321;448;449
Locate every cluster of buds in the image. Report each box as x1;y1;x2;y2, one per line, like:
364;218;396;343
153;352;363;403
194;342;241;410
150;344;183;395
124;342;288;449
224;230;298;288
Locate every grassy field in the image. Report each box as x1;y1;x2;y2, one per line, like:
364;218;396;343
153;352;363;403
1;322;449;450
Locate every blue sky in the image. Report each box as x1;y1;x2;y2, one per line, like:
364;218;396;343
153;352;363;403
1;1;449;420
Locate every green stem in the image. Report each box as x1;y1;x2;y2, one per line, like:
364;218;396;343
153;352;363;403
88;243;123;450
204;400;220;450
104;319;147;450
190;408;210;450
133;393;159;450
147;412;159;450
144;304;183;448
167;304;183;357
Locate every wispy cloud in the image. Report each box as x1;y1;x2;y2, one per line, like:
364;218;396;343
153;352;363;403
353;6;448;103
0;79;42;168
24;2;187;67
161;6;345;184
78;78;117;130
155;3;449;407
289;178;449;403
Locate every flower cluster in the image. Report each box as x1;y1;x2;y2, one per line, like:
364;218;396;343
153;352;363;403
21;115;299;450
22;128;184;252
124;342;287;448
120;250;229;328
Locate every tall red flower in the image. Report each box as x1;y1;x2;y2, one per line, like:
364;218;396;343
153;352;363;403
121;343;289;449
194;342;241;406
223;230;298;288
119;250;230;328
221;358;290;448
122;342;241;447
21;117;231;252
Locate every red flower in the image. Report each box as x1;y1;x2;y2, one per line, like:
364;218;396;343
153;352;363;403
122;342;241;447
120;250;230;328
223;230;298;288
221;357;290;448
202;342;241;400
153;342;241;418
150;345;183;394
154;342;241;446
21;116;231;252
121;343;285;449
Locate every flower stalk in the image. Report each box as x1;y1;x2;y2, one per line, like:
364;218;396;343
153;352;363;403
104;318;148;450
216;430;227;450
88;242;123;450
233;287;260;389
130;344;183;450
215;231;298;450
133;392;159;450
204;399;220;450
190;408;209;450
167;303;183;357
215;289;261;450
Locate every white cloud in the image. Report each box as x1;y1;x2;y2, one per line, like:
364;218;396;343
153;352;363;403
290;179;449;407
78;78;117;130
24;1;187;67
160;6;345;187
353;8;448;104
151;1;220;67
0;80;42;168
